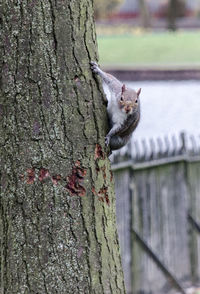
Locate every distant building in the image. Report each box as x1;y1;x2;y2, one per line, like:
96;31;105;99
117;0;200;18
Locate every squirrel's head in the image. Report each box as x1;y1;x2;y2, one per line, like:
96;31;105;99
119;84;141;115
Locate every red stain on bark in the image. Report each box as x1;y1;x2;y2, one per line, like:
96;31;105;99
39;168;50;182
98;186;110;205
105;195;110;205
110;170;113;182
92;185;110;205
66;161;87;197
94;144;104;160
92;186;97;195
101;165;107;179
27;168;35;184
52;174;61;185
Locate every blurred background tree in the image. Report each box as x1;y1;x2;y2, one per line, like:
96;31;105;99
168;0;187;30
138;0;151;28
94;0;124;19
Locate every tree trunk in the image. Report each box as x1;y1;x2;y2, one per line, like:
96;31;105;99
168;0;178;31
168;0;186;31
138;0;151;29
0;1;126;293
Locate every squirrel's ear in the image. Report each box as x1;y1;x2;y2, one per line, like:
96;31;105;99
122;84;126;94
137;88;141;97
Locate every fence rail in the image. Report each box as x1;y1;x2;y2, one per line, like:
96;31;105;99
113;132;200;165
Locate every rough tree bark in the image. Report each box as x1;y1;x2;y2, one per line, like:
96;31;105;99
0;1;126;293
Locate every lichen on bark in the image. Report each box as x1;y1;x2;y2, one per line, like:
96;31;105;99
0;0;125;293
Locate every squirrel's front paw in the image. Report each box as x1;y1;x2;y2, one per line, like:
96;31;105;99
90;61;99;74
105;136;110;147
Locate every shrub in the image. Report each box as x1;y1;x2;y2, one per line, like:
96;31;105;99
94;0;124;19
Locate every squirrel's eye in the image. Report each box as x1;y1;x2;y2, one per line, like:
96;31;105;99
120;97;123;101
135;99;138;103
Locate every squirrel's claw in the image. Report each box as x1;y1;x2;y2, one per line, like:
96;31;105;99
105;136;110;147
90;61;99;74
90;61;98;66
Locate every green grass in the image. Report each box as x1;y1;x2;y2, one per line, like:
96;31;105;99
97;30;200;69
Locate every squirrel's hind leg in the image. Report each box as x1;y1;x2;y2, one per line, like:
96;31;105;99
109;136;128;151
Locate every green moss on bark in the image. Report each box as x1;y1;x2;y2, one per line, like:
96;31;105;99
0;1;125;293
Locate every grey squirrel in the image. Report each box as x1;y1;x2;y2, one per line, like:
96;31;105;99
90;61;141;151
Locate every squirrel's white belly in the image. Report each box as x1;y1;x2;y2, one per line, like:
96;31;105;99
102;83;111;102
111;108;126;126
104;88;127;126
